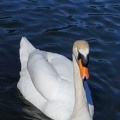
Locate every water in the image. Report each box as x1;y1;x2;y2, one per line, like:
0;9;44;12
0;0;120;120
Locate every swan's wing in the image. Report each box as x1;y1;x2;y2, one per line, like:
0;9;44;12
18;37;74;106
27;49;74;101
47;52;74;82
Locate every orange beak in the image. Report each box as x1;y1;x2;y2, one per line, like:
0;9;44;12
78;59;89;80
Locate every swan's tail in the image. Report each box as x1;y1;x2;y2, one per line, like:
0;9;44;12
20;37;35;69
18;37;36;97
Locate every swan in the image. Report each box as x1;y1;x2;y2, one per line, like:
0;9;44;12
17;37;94;120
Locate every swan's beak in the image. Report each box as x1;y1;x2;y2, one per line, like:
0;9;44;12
78;59;89;80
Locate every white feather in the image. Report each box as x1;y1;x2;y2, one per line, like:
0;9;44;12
17;37;94;120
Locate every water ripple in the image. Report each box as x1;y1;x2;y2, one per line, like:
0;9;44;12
0;0;120;120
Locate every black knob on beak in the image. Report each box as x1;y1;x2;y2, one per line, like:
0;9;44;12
78;53;89;67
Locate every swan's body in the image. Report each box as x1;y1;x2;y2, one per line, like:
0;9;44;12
17;37;94;120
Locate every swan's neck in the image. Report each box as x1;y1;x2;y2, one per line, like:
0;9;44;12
70;55;92;120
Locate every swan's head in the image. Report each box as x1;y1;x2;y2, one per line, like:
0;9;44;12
73;40;89;80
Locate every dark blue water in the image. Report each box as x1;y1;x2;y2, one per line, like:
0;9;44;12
0;0;120;120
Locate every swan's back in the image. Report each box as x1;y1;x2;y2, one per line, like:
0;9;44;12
17;37;75;120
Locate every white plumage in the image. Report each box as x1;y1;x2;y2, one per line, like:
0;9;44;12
17;37;94;120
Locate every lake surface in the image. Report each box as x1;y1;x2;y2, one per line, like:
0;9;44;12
0;0;120;120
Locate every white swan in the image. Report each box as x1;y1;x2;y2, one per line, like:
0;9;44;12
17;37;94;120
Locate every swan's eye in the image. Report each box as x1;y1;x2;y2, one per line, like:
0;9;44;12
78;52;89;67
